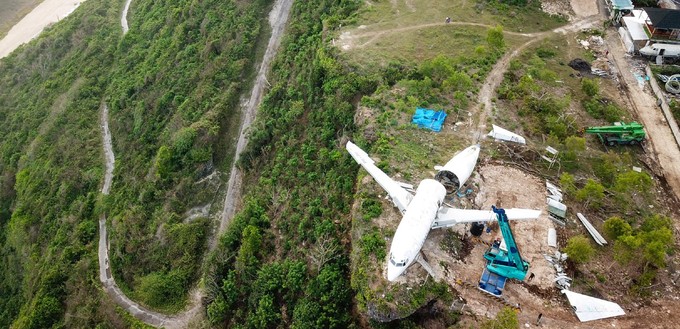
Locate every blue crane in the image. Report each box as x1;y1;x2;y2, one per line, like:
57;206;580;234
478;206;530;296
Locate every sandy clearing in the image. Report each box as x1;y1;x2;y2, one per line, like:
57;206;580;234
0;0;84;59
570;0;598;18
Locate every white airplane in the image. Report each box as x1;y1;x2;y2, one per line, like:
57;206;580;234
346;141;541;281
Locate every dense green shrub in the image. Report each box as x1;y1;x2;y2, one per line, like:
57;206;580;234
565;235;595;264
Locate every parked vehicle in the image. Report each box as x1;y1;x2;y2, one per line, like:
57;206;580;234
585;122;646;146
639;43;680;58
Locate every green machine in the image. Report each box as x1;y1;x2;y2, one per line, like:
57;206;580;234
585;122;646;146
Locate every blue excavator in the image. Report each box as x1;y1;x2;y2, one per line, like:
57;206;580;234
478;206;530;297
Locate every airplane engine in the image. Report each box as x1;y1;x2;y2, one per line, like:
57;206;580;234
435;170;460;195
435;145;480;195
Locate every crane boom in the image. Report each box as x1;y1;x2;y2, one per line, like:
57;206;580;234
482;206;529;280
495;206;524;271
584;122;645;146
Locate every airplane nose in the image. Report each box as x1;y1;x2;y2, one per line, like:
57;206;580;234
387;264;402;281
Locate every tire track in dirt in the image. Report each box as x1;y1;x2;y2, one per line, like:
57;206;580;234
340;21;534;50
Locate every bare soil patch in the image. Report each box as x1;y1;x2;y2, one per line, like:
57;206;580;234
570;0;598;18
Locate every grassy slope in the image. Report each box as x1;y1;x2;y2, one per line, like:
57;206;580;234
0;0;272;326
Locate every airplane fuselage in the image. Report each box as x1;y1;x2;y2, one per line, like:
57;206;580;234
387;179;446;281
387;145;480;281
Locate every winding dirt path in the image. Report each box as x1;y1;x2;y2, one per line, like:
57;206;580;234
97;0;294;326
121;0;132;34
215;0;294;246
474;15;601;139
99;103;202;328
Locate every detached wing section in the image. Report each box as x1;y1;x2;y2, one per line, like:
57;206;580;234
432;207;541;229
346;141;413;213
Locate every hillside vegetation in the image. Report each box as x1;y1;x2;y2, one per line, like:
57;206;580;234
0;0;272;326
204;0;371;326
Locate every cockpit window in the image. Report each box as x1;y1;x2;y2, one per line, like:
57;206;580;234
389;254;408;267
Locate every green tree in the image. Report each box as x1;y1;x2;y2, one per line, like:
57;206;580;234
486;25;505;50
575;179;605;209
481;306;518;329
564;136;586;152
155;146;173;180
603;216;632;240
612;214;673;268
613;170;652;194
581;78;599;97
248;295;280;329
235;225;262;276
564;235;595;264
639;215;673;268
559;172;576;194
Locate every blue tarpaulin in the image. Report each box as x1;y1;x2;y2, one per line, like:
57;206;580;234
411;108;447;132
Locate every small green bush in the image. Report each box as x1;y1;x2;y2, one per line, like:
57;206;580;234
565;235;595;264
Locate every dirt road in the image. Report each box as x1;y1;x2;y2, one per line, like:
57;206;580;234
98;103;202;328
97;0;295;326
215;0;294;246
475;15;601;139
0;0;83;59
121;0;132;34
607;32;680;227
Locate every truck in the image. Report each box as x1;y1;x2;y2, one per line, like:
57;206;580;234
639;43;680;59
585;122;645;146
478;206;529;297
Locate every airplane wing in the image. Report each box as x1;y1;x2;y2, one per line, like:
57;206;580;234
346;141;413;213
432;207;541;229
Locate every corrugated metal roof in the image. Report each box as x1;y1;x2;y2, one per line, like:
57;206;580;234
644;7;680;29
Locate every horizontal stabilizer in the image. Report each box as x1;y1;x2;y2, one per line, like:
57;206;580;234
562;289;625;322
432;207;541;228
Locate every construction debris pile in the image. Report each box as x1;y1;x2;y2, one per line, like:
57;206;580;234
544;251;571;290
546;181;567;226
575;35;612;77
